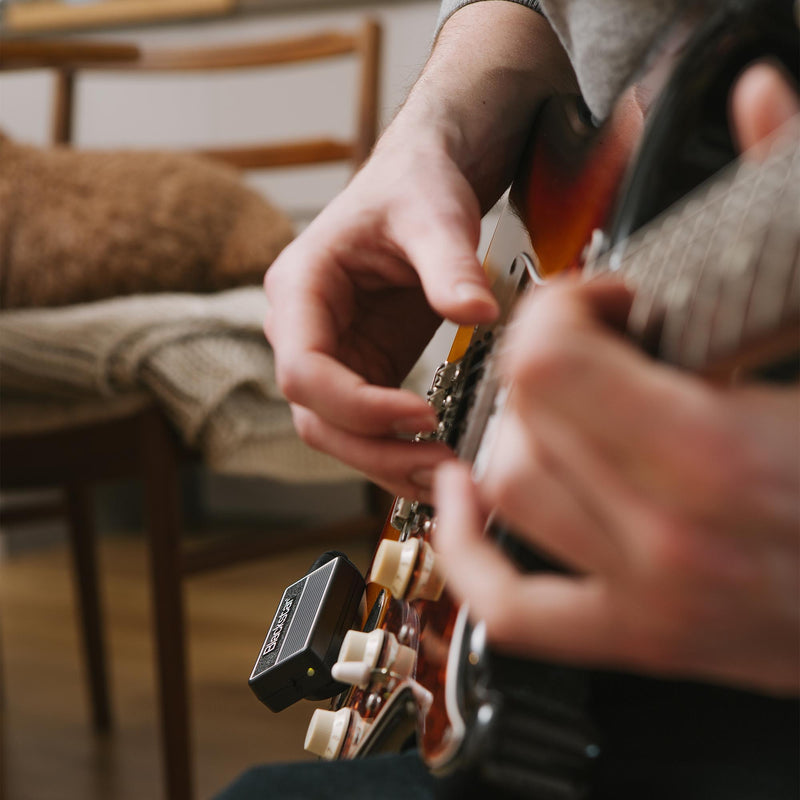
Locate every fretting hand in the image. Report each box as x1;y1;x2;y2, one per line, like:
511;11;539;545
434;63;800;695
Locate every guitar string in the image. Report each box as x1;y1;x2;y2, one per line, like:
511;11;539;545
744;143;800;342
680;130;800;368
457;123;800;482
624;209;684;340
654;191;715;365
716;143;792;362
776;143;800;323
588;121;799;371
682;155;766;368
659;186;729;367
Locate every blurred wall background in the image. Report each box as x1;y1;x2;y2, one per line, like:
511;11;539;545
0;1;442;229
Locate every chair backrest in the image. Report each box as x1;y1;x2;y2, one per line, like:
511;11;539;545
0;20;381;170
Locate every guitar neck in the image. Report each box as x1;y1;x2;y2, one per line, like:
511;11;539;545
589;115;800;379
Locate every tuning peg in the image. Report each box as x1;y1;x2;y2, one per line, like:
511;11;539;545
332;629;416;689
370;538;445;601
331;660;372;688
304;707;354;759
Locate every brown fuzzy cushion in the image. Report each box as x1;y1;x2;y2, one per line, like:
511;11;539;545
0;132;294;308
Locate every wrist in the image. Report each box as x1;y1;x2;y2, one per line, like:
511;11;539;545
376;2;577;210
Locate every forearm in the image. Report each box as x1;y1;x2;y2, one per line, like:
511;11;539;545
374;1;577;211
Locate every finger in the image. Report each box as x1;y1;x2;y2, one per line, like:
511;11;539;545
280;350;438;437
434;461;615;662
500;279;669;455
389;188;499;325
291;405;452;500
433;460;518;596
500;280;731;516
265;251;439;437
477;408;624;575
263;241;347;354
730;61;800;156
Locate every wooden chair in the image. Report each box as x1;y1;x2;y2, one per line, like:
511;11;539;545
0;22;384;800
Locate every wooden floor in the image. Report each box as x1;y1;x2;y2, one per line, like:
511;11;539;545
0;531;373;800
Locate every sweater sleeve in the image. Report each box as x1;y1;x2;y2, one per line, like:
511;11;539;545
435;0;543;40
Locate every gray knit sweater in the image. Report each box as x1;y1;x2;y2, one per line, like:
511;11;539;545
436;0;693;120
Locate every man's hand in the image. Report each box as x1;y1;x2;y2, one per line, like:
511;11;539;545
433;63;800;694
264;136;489;500
263;4;576;499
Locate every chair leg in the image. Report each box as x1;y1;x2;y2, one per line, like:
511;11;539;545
0;614;6;797
141;411;193;800
365;482;392;549
366;482;392;519
65;482;112;733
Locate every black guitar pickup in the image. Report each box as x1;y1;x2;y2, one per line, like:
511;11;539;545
249;551;366;712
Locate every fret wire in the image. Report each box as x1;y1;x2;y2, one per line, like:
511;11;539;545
657;195;720;364
619;227;661;291
703;158;773;364
693;123;800;368
783;242;800;326
671;160;757;369
614;169;733;287
746;143;800;341
622;148;755;352
676;258;725;370
624;176;732;272
625;212;687;339
675;123;797;369
615;225;665;282
586;114;799;372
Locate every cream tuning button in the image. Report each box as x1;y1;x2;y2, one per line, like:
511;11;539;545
332;629;417;688
330;660;371;688
338;629;385;668
304;708;353;759
370;539;416;597
370;538;445;601
332;630;381;689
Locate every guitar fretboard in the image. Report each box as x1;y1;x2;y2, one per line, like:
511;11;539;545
587;116;800;374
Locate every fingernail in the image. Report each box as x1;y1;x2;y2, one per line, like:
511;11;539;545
392;415;438;435
410;468;434;489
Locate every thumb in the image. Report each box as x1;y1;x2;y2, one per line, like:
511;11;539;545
731;61;800;156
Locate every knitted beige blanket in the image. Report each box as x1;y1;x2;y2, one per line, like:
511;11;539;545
0;287;356;482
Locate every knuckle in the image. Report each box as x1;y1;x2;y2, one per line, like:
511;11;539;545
290;407;319;448
634;514;703;584
635;511;752;596
274;362;304;405
263;251;289;295
263;263;275;292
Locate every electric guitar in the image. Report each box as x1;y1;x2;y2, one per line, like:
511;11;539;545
256;1;799;797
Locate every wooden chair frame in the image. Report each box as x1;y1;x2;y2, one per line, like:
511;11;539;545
0;20;381;165
0;21;384;800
